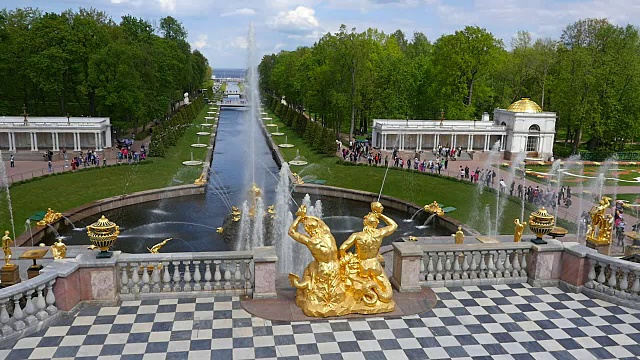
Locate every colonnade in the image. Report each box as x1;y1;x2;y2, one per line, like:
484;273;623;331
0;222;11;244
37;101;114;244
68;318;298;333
5;131;105;152
379;133;506;152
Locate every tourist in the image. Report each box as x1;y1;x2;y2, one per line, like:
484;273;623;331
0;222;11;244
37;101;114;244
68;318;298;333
444;158;448;170
509;181;515;196
48;160;52;173
567;186;572;199
384;155;388;167
499;179;506;192
464;166;469;179
9;155;14;168
459;166;465;179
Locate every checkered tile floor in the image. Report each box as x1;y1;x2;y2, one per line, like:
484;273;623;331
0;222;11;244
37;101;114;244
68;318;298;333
1;283;639;360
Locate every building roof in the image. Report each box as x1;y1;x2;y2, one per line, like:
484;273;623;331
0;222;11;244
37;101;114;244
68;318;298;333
506;98;542;113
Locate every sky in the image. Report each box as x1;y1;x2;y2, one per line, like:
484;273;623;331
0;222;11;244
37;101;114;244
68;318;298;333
5;0;640;68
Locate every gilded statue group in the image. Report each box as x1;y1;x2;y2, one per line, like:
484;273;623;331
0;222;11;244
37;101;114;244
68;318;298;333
288;201;396;317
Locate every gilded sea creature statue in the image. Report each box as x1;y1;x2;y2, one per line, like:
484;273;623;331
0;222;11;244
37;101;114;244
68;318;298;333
586;196;614;245
423;201;444;216
148;238;172;253
37;208;62;226
194;173;207;185
288;202;397;317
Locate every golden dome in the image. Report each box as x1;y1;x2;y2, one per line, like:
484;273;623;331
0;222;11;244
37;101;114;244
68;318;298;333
506;98;542;113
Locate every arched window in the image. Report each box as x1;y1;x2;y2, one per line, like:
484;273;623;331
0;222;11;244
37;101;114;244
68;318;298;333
501;122;506;126
526;124;540;152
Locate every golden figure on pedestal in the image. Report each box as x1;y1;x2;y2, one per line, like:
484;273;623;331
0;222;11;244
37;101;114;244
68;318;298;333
51;238;67;260
453;227;465;244
514;219;527;243
2;231;13;267
37;208;62;226
423;201;444;216
586;196;614;245
288;201;397;317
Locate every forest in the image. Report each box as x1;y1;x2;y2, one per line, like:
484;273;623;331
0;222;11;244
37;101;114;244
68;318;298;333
0;8;210;133
259;19;640;154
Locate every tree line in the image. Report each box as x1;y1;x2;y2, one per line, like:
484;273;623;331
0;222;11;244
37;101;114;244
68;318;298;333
259;19;640;154
0;7;211;133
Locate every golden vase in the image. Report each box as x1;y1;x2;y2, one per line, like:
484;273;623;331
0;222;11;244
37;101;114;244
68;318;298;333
86;215;120;258
528;207;555;243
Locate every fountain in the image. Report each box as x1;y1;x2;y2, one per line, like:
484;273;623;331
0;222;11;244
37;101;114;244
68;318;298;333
289;150;308;166
278;136;294;148
0;150;16;242
266;118;277;127
182;152;203;166
271;126;284;136
192;136;207;148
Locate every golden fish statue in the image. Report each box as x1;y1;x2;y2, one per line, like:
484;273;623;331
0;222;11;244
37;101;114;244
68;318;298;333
51;238;67;260
37;208;63;226
288;201;396;317
148;238;172;253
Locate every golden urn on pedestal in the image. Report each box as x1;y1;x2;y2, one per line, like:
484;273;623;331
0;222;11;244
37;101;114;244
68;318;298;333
86;215;120;258
528;207;555;244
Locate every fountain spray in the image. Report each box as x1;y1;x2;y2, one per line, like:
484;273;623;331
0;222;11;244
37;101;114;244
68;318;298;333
0;151;16;241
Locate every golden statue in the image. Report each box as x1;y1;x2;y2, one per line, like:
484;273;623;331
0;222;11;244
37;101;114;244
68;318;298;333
423;201;444;216
2;231;13;267
339;201;396;314
248;184;262;217
514;219;527;243
231;206;241;222
586;197;614;245
288;204;350;317
148;238;172;253
292;173;304;184
37;208;62;226
267;205;276;219
194;173;207;185
51;238;67;260
453;227;464;244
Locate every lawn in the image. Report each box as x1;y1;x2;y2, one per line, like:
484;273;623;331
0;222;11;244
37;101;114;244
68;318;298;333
263;108;553;234
524;164;640;187
0;103;215;236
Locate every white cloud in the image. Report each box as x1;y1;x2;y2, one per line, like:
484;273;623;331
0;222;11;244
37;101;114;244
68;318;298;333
191;34;209;49
221;8;256;17
230;36;248;49
157;0;176;12
270;6;320;35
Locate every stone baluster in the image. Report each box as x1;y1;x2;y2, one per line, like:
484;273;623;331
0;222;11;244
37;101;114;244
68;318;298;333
479;251;487;279
469;252;478;279
435;252;444;281
586;258;597;289
12;296;25;331
461;252;470;279
131;262;140;293
520;250;528;277
162;262;171;292
152;265;161;293
121;265;130;294
619;269;629;297
183;261;193;292
214;261;222;289
24;290;38;326
172;261;182;292
486;252;496;278
512;251;521;277
444;252;452;281
193;261;202;291
596;262;607;291
141;264;151;293
420;255;425;274
224;261;232;290
607;265;618;294
426;253;435;281
244;260;252;294
453;252;462;280
495;250;505;278
46;280;57;315
204;261;213;291
631;271;640;296
234;261;242;289
36;285;48;320
0;299;12;336
504;250;513;278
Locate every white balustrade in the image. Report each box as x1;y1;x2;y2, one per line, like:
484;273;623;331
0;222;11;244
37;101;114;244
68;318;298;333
585;253;640;301
117;252;254;299
420;243;531;287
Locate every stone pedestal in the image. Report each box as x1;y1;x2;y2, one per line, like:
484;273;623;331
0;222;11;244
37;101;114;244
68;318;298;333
27;264;43;279
586;240;610;255
0;264;20;287
253;247;278;299
390;242;423;292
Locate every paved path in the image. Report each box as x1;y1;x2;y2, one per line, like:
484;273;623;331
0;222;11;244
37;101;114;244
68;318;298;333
1;283;639;360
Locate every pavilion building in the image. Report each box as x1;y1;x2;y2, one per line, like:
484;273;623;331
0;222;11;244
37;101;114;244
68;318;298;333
371;98;556;160
0;114;112;153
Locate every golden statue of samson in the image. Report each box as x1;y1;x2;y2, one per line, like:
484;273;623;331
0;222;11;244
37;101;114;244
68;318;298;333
288;201;397;317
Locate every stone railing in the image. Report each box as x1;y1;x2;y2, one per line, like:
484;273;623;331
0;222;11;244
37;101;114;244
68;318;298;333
584;252;640;307
117;251;254;300
419;243;532;287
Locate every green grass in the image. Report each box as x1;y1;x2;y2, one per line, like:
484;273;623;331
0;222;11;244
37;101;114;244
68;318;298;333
0;103;216;236
264;109;550;234
524;164;640;187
